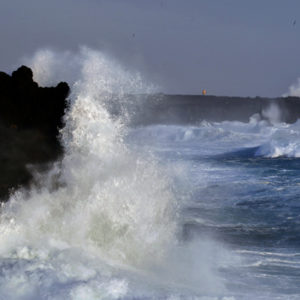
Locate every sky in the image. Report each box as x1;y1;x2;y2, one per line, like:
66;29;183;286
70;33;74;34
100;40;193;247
1;0;300;97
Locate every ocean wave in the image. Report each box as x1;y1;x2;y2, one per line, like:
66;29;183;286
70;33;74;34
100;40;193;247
0;48;227;299
130;117;300;159
255;120;300;158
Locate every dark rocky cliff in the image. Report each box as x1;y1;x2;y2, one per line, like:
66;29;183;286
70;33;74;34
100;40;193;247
0;66;69;201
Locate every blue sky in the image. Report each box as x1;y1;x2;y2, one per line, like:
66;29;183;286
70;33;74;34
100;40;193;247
1;0;300;96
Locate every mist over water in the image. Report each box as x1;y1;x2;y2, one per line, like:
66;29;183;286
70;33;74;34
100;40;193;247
0;48;229;299
1;48;300;299
285;78;300;97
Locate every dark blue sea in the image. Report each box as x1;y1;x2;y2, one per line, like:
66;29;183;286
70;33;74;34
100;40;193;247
129;119;300;299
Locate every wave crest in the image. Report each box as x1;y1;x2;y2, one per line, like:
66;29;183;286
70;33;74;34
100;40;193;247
1;48;176;268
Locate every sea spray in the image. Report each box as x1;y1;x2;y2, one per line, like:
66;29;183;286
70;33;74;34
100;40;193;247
0;47;176;283
129;116;300;159
0;48;231;299
262;103;282;124
285;77;300;97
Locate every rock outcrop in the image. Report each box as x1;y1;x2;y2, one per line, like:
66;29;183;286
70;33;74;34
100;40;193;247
0;66;70;201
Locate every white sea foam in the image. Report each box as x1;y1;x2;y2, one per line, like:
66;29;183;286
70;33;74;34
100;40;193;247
130;116;300;158
4;47;175;264
4;47;299;299
0;48;174;298
0;48;227;299
255;120;300;158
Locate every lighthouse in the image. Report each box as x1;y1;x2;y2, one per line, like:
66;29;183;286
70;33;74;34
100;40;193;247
202;89;207;95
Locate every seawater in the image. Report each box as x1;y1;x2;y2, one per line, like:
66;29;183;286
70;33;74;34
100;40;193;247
129;118;300;299
0;48;299;299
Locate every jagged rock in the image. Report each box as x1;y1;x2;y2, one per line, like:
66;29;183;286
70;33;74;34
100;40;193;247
0;66;70;201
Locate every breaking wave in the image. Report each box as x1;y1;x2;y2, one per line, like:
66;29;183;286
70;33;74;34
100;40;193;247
0;48;180;299
130;116;300;158
2;47;299;299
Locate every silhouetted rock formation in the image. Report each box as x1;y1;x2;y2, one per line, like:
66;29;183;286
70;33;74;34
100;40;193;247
0;66;69;201
0;66;69;137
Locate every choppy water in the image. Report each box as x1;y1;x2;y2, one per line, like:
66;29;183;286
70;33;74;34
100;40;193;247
129;119;300;299
0;48;300;299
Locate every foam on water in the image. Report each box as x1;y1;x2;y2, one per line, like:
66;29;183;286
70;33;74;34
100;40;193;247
0;48;228;299
6;47;174;260
0;48;173;298
126;104;300;299
130;113;300;158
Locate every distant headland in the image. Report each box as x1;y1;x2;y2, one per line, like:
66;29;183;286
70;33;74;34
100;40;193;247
124;94;300;126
